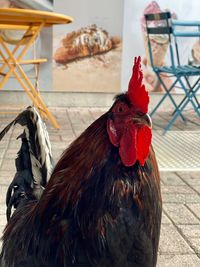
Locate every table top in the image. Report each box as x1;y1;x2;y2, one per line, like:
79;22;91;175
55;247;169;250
0;8;73;29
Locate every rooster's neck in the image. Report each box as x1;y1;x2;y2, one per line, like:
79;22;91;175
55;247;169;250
38;113;112;213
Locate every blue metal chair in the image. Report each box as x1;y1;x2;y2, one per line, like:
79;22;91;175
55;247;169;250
145;12;200;133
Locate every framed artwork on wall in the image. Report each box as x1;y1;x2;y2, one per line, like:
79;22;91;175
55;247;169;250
53;0;124;92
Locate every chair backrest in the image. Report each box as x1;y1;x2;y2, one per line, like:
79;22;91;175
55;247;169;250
172;20;200;66
144;12;175;68
145;12;200;68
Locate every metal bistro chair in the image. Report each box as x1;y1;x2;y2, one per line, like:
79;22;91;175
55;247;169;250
145;12;200;133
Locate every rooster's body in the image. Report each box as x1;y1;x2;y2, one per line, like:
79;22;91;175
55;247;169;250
0;58;162;267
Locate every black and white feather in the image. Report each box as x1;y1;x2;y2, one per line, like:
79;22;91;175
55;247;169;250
0;106;53;220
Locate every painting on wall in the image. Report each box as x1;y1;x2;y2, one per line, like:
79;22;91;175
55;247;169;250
53;0;124;92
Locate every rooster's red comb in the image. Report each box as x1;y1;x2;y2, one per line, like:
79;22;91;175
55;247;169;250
127;56;149;113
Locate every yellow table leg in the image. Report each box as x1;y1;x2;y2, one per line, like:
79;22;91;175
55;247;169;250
0;50;56;126
0;23;44;90
0;27;33;74
0;24;59;129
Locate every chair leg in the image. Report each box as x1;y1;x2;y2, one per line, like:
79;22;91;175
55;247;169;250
172;76;200;115
150;76;176;116
163;85;200;134
151;73;186;122
178;77;200;117
185;76;200;108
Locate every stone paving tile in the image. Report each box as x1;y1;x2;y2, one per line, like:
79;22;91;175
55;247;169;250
157;111;200;131
88;107;106;120
0;205;6;216
0;152;5;161
153;113;180;131
60;135;75;142
0;131;12;141
186;204;200;220
7;141;21;150
162;193;200;204
189;238;200;255
51;142;68;151
161;185;195;194
0;215;6;227
152;114;170;130
177;172;200;186
67;108;94;127
0;170;14;178
0;186;9;204
160;172;186;186
161;213;172;224
157;254;200;267
159;224;194;254
52;150;65;161
0;141;9;150
194;186;200;194
177;224;200;239
0;180;13;188
0;159;16;172
76;109;94;124
163;204;200;225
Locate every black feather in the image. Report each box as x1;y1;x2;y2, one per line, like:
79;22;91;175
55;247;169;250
0;106;53;221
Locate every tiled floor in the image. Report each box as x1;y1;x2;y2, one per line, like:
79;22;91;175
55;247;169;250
0;107;200;266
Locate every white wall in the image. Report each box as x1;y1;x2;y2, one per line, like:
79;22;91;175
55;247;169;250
54;0;124;37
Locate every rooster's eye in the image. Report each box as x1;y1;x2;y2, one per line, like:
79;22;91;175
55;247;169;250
113;102;129;113
116;103;128;113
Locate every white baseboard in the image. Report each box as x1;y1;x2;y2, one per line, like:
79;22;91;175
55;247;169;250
0;90;199;109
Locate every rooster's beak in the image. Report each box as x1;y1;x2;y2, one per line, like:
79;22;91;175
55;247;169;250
132;113;152;128
143;113;152;128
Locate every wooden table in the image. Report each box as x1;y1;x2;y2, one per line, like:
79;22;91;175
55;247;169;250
0;8;73;129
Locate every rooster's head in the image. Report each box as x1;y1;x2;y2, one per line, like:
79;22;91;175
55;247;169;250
107;56;152;167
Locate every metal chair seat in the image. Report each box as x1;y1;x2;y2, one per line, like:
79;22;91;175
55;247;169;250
155;65;200;75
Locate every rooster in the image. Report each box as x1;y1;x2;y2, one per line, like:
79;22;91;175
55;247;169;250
0;57;162;267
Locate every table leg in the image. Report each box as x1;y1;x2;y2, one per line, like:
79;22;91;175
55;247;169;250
0;24;59;129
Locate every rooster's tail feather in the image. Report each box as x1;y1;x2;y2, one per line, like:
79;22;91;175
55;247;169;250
0;106;53;220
